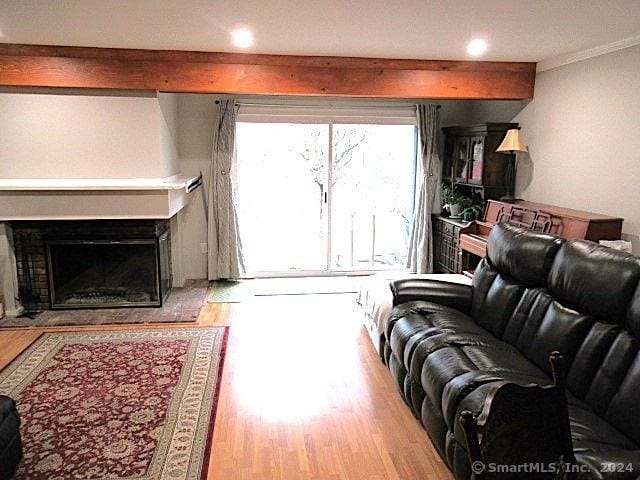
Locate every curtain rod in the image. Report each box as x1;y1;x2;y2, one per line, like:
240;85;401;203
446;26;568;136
215;100;441;109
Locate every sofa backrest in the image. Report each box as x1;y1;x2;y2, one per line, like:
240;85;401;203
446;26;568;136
471;223;564;338
486;223;564;287
473;224;640;445
549;242;640;445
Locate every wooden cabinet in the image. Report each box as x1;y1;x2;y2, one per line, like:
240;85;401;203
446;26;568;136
442;123;518;200
433;216;470;273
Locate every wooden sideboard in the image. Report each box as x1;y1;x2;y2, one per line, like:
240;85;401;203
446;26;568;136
433;215;472;273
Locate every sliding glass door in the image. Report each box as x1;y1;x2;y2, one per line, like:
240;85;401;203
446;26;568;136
236;123;328;272
330;124;416;271
236;120;416;276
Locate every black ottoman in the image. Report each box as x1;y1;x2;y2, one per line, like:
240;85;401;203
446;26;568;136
0;395;22;480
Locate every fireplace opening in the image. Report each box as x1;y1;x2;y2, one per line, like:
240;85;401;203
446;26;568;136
46;234;170;309
11;220;172;312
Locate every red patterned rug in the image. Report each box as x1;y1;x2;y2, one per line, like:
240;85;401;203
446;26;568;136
0;327;228;480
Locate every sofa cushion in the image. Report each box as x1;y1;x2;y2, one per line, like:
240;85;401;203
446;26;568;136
627;284;640;340
605;351;640;446
486;223;564;287
386;301;490;370
526;299;594;375
567;322;621;401
570;401;636;452
470;260;525;338
548;241;640;325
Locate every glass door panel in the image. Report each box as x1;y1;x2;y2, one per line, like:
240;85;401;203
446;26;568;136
330;124;416;270
236;123;328;273
454;137;470;182
468;136;485;184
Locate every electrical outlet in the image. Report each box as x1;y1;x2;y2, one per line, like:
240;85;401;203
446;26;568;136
200;242;208;254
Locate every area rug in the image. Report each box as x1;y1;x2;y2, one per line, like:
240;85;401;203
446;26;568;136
1;280;208;328
206;280;253;303
0;327;228;480
253;276;360;296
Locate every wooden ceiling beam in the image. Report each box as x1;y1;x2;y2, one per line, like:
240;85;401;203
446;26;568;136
0;44;536;99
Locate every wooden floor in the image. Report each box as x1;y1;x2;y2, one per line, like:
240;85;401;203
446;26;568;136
0;294;453;480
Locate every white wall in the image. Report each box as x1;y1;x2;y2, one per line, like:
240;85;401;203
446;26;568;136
469;100;529;124
513;45;640;252
174;94;219;281
157;92;179;177
0;91;178;179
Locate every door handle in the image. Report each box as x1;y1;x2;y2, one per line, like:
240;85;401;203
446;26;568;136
324;192;328;204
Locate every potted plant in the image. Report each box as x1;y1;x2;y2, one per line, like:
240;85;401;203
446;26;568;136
441;183;466;217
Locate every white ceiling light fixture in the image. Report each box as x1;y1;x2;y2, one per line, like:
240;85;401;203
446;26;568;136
231;28;254;49
467;38;488;57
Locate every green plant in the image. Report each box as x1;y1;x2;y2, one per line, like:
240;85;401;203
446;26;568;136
462;204;483;220
441;183;466;206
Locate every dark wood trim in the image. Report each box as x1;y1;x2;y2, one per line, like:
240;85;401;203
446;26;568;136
0;43;536;99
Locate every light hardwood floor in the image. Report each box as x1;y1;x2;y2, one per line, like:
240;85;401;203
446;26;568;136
0;294;453;480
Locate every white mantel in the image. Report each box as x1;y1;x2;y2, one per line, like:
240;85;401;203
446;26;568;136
0;174;202;221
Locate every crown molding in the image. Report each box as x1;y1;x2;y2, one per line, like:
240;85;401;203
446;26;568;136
537;34;640;72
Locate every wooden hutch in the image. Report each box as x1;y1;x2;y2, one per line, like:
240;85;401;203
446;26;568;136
435;123;517;273
434;123;624;275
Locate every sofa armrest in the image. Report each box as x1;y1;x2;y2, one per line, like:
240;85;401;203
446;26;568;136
0;396;17;421
390;278;472;313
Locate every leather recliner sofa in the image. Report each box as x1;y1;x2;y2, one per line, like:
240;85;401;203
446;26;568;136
383;223;640;479
0;395;22;479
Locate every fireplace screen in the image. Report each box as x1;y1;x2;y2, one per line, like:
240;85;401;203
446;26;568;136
46;237;168;308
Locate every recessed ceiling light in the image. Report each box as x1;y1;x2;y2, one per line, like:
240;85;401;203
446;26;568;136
232;28;254;49
467;39;488;57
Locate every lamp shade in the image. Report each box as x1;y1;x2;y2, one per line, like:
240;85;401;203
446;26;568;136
496;129;528;153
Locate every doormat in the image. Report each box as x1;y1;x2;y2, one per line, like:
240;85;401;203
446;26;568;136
206;280;254;303
0;327;228;480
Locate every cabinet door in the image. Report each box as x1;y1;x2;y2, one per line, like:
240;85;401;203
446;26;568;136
453;137;470;183
467;136;485;185
442;138;455;182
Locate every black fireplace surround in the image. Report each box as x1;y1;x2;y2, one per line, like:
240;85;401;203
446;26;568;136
12;220;171;312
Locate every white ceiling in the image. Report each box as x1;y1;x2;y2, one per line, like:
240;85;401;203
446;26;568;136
1;0;639;66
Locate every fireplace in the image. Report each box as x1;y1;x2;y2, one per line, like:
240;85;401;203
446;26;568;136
47;237;169;308
12;220;171;311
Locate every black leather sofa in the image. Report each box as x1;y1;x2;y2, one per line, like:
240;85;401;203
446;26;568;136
0;395;22;479
383;223;640;479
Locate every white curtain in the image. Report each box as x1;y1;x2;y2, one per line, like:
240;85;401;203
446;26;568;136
407;104;440;273
207;99;245;280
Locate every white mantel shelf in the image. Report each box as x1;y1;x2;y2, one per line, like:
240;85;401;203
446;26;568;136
0;175;197;191
0;174;202;221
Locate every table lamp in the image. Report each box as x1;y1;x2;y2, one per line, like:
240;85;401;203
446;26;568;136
496;128;527;202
